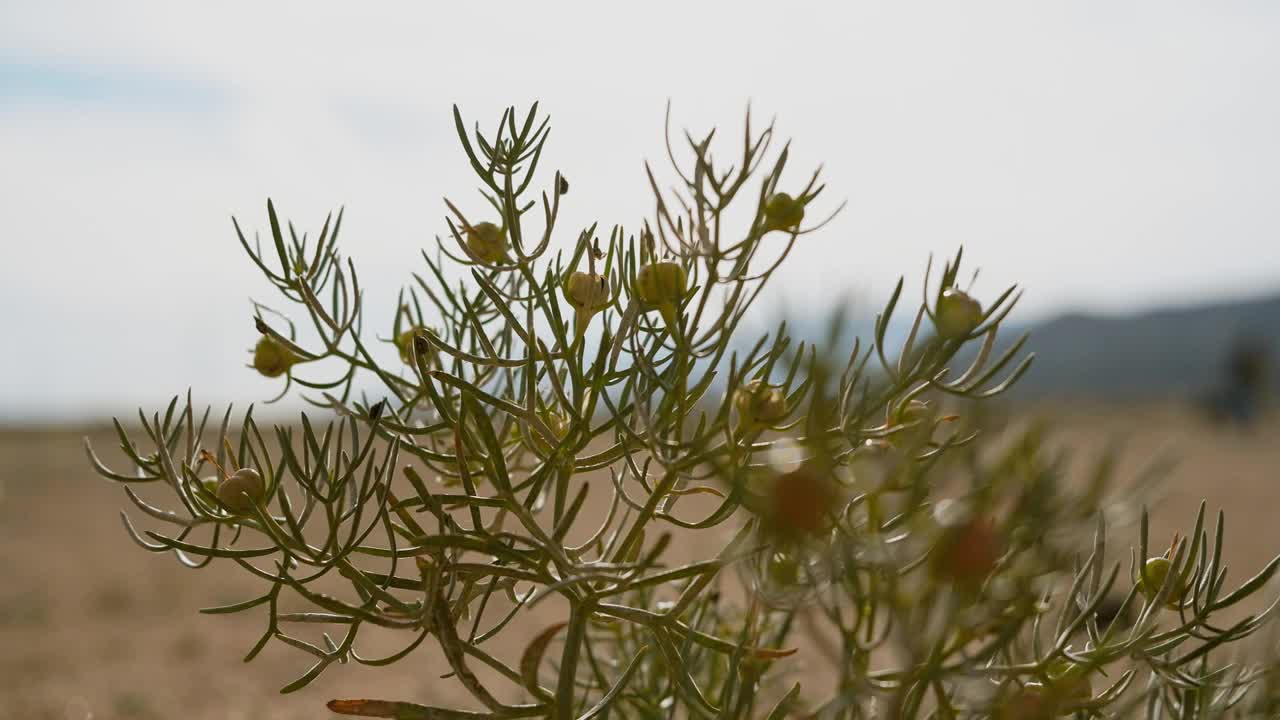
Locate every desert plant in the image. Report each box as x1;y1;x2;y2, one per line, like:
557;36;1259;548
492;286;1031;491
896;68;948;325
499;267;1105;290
87;104;1280;719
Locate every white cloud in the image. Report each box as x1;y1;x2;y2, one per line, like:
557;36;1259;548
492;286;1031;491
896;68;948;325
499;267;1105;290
2;1;1279;419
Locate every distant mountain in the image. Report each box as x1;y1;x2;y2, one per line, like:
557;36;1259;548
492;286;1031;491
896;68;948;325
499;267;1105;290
769;292;1280;402
1007;294;1280;400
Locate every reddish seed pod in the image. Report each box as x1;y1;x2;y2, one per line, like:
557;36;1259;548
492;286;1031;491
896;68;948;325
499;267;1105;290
767;464;838;538
931;515;1001;591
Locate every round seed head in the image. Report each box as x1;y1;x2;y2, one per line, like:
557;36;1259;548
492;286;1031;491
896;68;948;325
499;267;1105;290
465;222;508;265
1137;556;1187;609
563;272;610;312
763;192;805;232
635;262;687;308
217;467;265;515
734;379;788;430
935;288;984;339
252;336;299;378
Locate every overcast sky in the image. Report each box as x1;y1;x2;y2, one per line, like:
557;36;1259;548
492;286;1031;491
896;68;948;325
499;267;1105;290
2;1;1278;422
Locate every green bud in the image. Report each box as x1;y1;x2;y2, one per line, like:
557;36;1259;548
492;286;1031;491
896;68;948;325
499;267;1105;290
466;222;508;265
635;261;687;331
935;288;983;340
734;379;788;431
763;192;805;233
200;477;220;497
252;336;300;378
395;326;437;367
563;271;610;340
764;550;802;587
216;467;265;515
1137;556;1187;609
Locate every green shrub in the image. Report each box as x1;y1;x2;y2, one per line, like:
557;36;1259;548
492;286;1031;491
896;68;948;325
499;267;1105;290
88;104;1280;719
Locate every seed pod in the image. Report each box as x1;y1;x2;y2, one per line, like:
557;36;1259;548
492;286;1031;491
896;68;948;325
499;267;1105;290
734;379;788;432
763;192;805;233
931;515;1001;592
216;467;266;515
465;221;508;265
252;335;300;378
395;326;437;367
563;271;610;340
1137;556;1188;609
635;261;687;331
935;288;983;340
766;464;838;538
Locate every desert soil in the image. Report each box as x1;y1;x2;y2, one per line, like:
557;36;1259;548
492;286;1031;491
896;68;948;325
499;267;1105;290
2;404;1278;720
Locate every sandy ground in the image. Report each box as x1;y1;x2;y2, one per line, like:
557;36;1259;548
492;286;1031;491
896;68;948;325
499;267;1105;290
2;403;1279;720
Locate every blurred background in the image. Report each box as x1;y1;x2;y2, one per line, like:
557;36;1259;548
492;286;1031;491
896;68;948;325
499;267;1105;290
2;2;1279;719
